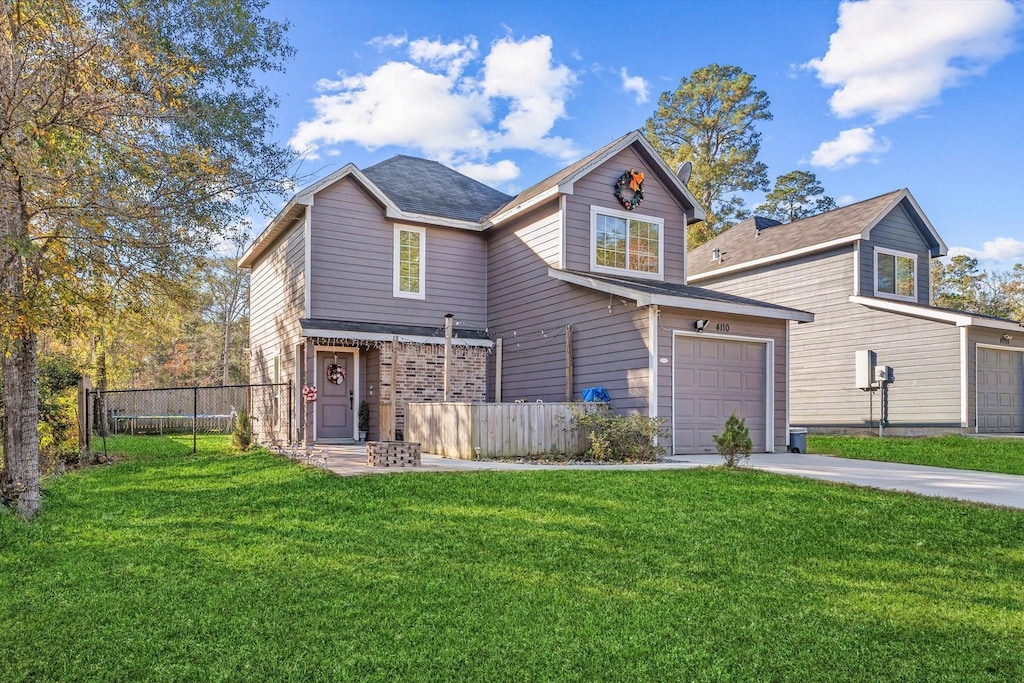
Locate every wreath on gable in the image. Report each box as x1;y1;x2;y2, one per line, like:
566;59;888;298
614;169;645;210
327;364;346;385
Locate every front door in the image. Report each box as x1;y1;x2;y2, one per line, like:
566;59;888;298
317;351;353;440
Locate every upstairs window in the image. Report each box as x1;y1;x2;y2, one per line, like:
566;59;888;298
394;225;425;299
591;206;663;279
874;247;916;301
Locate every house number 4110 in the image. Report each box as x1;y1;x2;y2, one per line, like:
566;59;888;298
715;323;730;332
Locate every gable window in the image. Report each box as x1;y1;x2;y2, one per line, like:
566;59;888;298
393;225;425;299
590;206;663;279
874;248;916;301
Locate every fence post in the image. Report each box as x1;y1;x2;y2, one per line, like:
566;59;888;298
287;382;293;445
193;386;198;453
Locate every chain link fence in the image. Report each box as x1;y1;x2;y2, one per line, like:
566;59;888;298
85;383;291;452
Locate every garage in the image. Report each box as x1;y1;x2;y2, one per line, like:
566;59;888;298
673;334;770;453
977;346;1023;433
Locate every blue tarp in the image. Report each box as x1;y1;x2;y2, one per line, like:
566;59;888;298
581;386;610;403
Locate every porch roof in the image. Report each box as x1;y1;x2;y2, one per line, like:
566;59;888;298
300;318;493;347
550;269;814;323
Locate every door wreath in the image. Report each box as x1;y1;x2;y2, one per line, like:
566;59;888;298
327;364;347;385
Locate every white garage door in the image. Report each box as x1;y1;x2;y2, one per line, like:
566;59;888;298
674;335;767;454
977;347;1023;433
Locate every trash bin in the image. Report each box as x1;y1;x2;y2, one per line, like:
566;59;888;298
789;428;808;454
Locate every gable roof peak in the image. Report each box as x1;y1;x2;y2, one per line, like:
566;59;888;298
486;129;707;225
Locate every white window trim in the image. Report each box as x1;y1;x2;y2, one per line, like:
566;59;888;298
873;246;917;303
393;224;426;300
589;205;664;281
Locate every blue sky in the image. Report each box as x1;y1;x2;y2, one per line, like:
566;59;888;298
257;0;1024;270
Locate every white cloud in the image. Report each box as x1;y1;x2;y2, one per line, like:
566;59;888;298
619;67;649;105
289;61;490;160
290;33;578;165
948;237;1024;263
810;126;891;169
805;0;1020;122
367;33;407;50
454;159;521;187
836;194;856;206
408;36;478;78
480;35;578;159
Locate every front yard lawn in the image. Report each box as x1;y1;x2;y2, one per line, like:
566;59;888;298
0;435;1021;681
809;434;1024;476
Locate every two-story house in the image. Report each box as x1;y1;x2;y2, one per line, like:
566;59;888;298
241;131;813;454
688;190;1024;435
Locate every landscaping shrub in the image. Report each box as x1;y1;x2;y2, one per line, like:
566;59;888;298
570;404;666;462
232;408;253;451
714;412;753;468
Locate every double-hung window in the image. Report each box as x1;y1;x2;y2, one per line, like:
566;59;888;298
393;225;425;299
590;206;663;279
874;247;916;301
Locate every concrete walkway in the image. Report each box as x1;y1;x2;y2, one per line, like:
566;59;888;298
288;445;1024;510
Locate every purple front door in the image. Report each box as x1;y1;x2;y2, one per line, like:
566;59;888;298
316;351;353;440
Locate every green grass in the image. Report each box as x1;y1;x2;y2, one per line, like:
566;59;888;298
1;435;1022;682
809;434;1024;475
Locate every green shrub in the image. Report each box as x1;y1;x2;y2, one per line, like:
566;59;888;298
714;412;753;468
358;400;369;433
232;408;253;451
569;404;666;462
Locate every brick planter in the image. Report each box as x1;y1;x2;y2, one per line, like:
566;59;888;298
366;441;421;467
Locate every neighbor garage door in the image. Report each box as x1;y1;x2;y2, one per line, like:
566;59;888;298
977;347;1023;433
674;335;767;454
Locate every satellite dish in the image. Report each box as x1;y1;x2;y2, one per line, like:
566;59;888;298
676;161;692;185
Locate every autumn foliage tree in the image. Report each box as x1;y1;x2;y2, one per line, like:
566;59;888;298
0;0;293;518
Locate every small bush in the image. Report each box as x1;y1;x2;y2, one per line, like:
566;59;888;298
570;404;666;462
232;408;253;451
714;412;753;468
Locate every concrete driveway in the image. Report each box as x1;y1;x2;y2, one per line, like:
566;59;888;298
666;453;1024;510
293;445;1024;510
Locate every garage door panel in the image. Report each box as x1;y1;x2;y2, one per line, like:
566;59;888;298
978;348;1024;434
721;370;742;390
674;336;768;454
697;369;719;389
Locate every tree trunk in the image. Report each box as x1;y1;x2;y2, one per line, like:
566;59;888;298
222;312;232;386
1;331;41;519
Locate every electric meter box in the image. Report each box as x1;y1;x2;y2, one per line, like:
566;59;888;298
875;365;894;383
855;350;876;389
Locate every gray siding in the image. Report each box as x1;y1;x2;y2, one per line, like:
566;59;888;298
859;203;932;303
487;202;651;412
308;176;488;328
248;218;305;443
655;308;789;452
700;247;963;428
563;146;687;285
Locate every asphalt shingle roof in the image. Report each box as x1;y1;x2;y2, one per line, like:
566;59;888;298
688;190;907;277
363;155;512;223
560;270;812;318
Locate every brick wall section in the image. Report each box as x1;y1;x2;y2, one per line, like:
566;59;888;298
366;441;421;467
378;342;487;437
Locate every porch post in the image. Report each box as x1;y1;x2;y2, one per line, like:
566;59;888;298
443;313;454;402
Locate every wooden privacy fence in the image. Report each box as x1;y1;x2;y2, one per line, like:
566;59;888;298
406;402;590;459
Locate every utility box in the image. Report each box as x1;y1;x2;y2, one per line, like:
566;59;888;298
855;350;876;389
875;365;894;383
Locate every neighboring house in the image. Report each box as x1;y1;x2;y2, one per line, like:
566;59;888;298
241;131;812;454
688;189;1024;434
